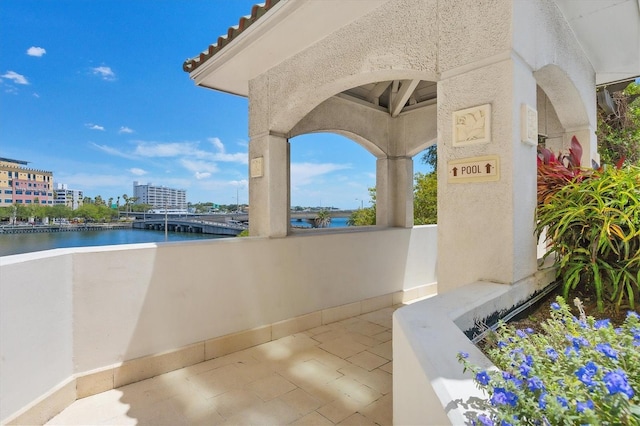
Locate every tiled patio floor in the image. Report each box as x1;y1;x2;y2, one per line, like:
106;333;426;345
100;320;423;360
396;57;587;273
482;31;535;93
47;306;400;425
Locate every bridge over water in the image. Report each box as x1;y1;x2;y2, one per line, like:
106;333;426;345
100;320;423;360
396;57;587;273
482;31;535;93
132;219;246;236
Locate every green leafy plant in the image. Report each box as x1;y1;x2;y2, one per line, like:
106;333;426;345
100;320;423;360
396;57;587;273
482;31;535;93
458;297;640;425
536;165;640;312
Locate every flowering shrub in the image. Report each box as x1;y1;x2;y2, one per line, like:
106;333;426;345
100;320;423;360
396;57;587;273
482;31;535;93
458;297;640;425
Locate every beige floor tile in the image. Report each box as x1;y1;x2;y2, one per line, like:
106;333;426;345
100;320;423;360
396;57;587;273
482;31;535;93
311;328;349;343
304;324;333;337
367;341;392;361
347;332;380;348
328;376;382;406
318;336;369;359
316;400;359;424
187;363;251;399
165;394;226;426
371;330;392;343
278;388;323;415
209;388;264;419
247;373;298;401
337;412;378;426
221;398;300;425
346;351;388;371
122;396;188;426
289;410;334;426
379;361;392;374
339;364;392;395
344;319;388;337
359;393;392;426
46;390;129;426
279;358;344;389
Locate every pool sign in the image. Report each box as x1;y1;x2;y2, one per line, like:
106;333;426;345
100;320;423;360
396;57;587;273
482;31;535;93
447;155;500;183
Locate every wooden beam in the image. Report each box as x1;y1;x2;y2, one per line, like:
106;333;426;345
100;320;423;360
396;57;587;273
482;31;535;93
390;79;419;117
367;81;392;105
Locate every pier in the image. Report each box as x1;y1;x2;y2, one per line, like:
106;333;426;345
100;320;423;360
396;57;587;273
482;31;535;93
0;223;132;234
132;219;246;236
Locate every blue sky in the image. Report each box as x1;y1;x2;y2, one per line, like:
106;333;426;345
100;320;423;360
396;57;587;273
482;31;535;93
1;1;429;209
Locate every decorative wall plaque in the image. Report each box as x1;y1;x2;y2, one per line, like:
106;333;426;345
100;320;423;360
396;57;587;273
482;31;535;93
452;104;491;147
521;103;538;146
250;157;263;178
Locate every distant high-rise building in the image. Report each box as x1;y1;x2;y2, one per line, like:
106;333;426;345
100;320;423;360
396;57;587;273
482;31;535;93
133;181;186;210
0;157;54;207
54;183;84;210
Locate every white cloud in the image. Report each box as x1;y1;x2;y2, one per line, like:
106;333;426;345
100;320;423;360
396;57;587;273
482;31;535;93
209;137;225;153
32;93;40;98
180;158;219;175
118;126;134;134
213;152;248;164
290;162;352;186
92;66;116;81
195;172;212;180
26;46;46;57
1;71;29;85
134;141;199;158
128;168;147;176
85;123;105;131
90;142;137;159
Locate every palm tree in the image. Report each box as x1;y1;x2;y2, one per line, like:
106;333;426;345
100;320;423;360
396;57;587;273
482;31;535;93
313;209;331;228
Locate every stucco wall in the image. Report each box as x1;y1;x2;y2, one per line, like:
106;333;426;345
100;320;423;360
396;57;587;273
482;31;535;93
0;253;74;422
0;225;437;421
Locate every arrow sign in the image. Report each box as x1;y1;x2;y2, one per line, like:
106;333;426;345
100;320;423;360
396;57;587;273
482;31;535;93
447;155;500;183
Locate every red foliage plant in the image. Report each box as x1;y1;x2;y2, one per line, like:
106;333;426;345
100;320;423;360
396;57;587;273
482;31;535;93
537;136;592;205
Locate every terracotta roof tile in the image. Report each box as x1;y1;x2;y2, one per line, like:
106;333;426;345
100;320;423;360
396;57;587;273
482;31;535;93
183;0;280;73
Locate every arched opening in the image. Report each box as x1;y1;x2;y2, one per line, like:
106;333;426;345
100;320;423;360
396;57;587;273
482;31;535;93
289;132;376;231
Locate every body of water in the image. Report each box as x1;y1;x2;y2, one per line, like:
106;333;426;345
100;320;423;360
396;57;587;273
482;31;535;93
0;217;352;257
0;228;225;257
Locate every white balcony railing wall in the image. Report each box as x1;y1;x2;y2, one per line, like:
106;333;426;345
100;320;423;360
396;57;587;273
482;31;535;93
1;225;437;424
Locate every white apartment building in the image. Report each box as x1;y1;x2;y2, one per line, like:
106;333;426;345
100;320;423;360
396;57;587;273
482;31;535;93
54;183;83;210
133;181;186;210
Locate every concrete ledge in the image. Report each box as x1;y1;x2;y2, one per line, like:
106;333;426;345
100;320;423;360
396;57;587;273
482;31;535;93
393;276;554;425
2;283;435;425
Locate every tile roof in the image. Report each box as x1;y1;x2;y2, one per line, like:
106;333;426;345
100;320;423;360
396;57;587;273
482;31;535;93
182;0;280;73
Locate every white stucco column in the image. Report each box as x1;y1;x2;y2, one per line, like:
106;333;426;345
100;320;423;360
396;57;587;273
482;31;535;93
376;156;413;228
437;58;539;292
248;133;290;237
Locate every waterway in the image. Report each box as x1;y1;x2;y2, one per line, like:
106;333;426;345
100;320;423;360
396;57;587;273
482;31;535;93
0;229;225;257
0;217;351;257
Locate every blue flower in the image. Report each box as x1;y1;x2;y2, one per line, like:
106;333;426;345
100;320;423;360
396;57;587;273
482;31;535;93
500;421;513;426
519;362;532;377
627;311;639;320
527;376;545;392
556;396;568;408
475;414;493;426
576;399;594;413
603;369;635;399
575;363;598;388
538;392;547;409
525;327;534;334
516;329;527;338
497;340;507;349
502;371;523;387
595;343;618;359
490;388;518;407
459;351;469;359
551;302;561;310
476;371;491;386
594;319;610;329
545;347;558;361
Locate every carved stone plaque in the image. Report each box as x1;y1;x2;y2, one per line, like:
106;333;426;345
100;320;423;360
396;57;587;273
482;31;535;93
452;104;491;147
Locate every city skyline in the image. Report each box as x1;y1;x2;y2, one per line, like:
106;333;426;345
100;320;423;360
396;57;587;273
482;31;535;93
0;1;431;210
